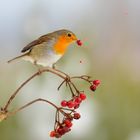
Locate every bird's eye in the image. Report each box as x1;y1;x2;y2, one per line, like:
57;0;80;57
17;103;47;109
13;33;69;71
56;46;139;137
67;33;72;37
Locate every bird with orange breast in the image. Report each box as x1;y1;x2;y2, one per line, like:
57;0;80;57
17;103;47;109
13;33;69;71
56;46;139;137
8;29;81;68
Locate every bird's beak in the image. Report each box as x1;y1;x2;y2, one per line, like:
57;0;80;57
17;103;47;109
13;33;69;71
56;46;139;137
72;34;78;41
72;35;78;41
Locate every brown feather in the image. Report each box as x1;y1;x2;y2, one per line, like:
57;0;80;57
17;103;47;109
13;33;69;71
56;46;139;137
7;52;29;63
21;33;54;53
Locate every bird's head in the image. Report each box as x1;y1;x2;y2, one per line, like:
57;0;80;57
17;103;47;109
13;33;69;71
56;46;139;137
56;29;77;43
53;29;78;54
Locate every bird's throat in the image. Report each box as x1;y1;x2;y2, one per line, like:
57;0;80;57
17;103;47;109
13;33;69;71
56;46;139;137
53;36;70;55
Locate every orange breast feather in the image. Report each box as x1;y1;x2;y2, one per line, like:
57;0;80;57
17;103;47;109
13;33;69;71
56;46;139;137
53;36;70;55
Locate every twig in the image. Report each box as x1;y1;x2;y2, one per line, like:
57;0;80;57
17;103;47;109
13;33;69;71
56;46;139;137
67;82;75;97
7;98;72;119
3;68;67;111
69;81;80;94
8;98;59;117
71;76;92;83
53;68;70;78
57;79;66;90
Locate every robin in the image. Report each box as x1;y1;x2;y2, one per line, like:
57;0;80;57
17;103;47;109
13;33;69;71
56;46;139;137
8;29;78;68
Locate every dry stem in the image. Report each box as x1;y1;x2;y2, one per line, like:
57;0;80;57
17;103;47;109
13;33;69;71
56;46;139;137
3;68;67;112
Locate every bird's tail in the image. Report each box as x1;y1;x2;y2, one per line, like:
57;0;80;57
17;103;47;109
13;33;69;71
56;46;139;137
7;53;29;63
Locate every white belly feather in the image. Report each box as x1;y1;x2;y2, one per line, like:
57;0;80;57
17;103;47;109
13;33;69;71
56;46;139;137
22;53;62;67
36;54;62;67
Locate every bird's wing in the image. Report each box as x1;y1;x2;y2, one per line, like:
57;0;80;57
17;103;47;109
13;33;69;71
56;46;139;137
21;34;53;53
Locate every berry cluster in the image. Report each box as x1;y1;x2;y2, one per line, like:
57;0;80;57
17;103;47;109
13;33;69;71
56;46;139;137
61;93;86;109
90;80;100;92
50;111;81;138
49;93;85;138
49;77;100;138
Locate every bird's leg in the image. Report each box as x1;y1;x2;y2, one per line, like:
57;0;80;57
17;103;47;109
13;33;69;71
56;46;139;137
52;63;56;69
34;61;42;75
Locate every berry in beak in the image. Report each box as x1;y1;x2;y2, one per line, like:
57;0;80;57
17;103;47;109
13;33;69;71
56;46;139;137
76;40;82;46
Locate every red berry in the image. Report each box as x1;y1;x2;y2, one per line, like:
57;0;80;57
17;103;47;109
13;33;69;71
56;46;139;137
77;40;82;46
50;131;56;137
74;97;82;104
93;80;100;86
61;100;67;107
64;119;73;128
74;103;80;109
79;93;86;100
66;116;73;121
67;101;75;108
90;85;96;91
55;133;61;138
62;126;71;133
57;128;65;135
74;112;81;119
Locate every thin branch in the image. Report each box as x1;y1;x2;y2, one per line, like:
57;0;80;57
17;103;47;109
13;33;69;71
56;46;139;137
71;76;92;83
57;79;66;90
3;71;40;111
69;81;80;94
67;82;75;97
53;68;70;78
3;68;67;111
8;98;59;117
54;110;59;130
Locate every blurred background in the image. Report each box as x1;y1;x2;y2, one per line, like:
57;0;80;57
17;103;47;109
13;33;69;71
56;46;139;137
0;0;140;140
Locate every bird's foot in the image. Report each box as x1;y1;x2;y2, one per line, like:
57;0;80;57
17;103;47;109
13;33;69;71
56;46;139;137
52;63;56;69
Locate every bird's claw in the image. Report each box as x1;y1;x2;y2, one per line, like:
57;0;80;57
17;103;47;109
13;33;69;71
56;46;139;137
52;64;56;69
